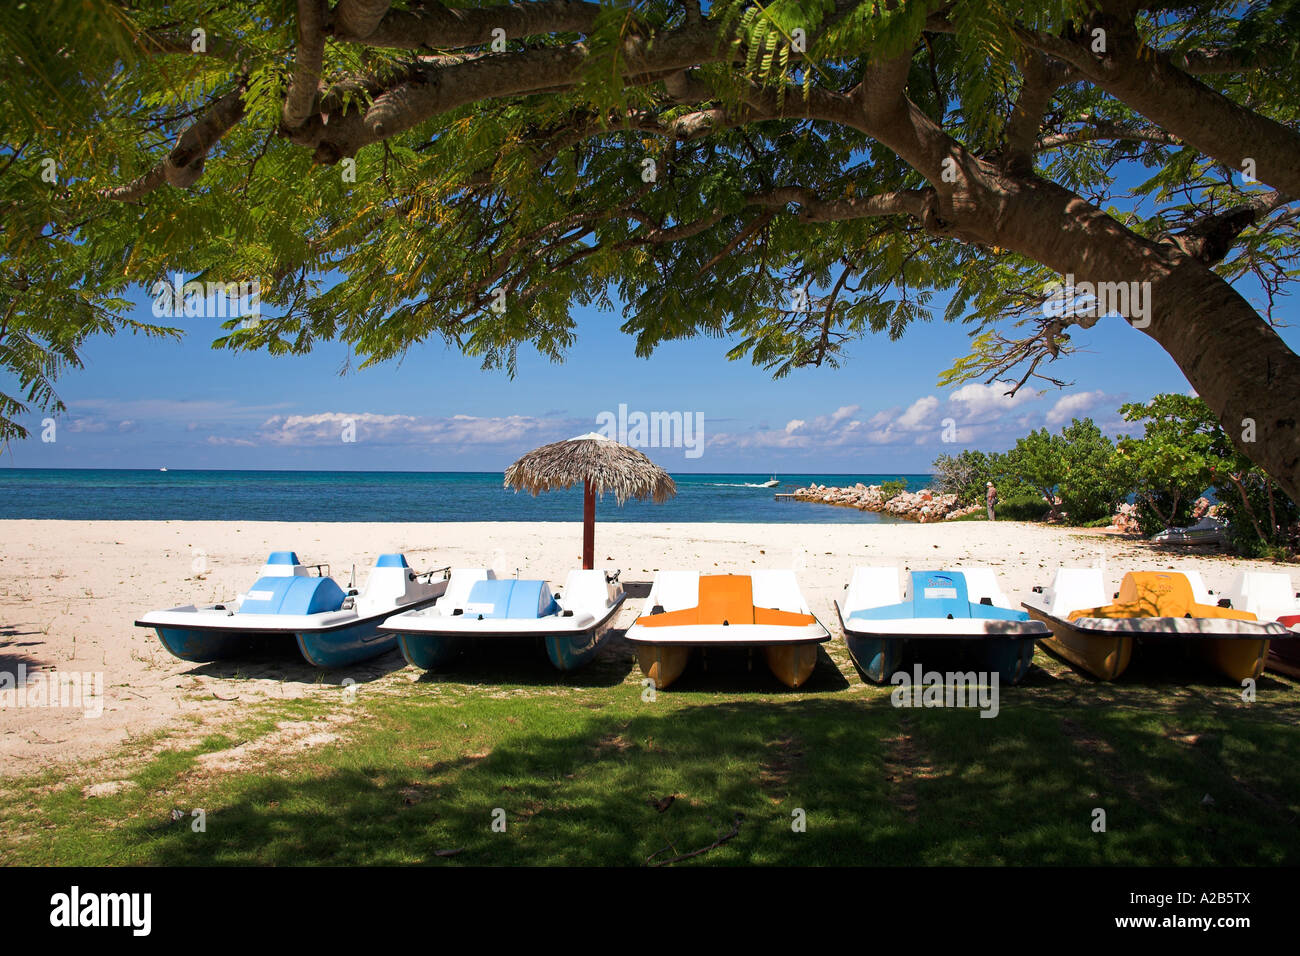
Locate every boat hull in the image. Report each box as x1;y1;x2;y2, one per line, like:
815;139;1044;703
394;599;623;673
1027;607;1134;680
397;633;469;671
1027;608;1272;682
843;631;1035;685
295;619;397;668
155;627;260;663
635;644;693;689
543;611;619;671
763;643;819;688
1199;638;1270;682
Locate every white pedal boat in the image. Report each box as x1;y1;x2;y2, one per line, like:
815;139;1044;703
379;568;625;672
1221;571;1300;679
835;567;1048;684
624;570;829;689
136;551;448;667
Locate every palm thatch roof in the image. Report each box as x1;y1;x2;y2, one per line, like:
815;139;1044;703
504;432;676;506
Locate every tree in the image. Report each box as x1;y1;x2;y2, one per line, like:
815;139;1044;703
1055;417;1122;523
931;448;990;504
1006;427;1065;518
1116;393;1220;533
4;0;1300;492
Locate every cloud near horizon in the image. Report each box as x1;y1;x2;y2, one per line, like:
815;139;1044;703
708;382;1119;454
207;411;583;449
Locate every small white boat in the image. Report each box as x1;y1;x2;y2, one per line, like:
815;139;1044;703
159;467;168;472
1150;515;1227;546
380;569;625;672
625;570;829;688
1221;571;1300;678
835;567;1047;683
136;551;447;667
759;476;779;488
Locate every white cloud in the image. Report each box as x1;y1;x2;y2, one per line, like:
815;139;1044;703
207;412;577;449
1046;389;1108;426
708;380;1045;453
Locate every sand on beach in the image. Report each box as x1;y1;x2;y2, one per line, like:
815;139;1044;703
0;518;1294;778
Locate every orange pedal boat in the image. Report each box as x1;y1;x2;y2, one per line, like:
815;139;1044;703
625;571;829;689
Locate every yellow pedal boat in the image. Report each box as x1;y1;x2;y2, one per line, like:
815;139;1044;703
1023;569;1287;682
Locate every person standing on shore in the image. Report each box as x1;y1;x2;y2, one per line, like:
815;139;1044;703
986;481;998;521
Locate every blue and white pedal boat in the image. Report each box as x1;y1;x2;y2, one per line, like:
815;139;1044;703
136;551;449;667
380;569;625;672
835;567;1047;684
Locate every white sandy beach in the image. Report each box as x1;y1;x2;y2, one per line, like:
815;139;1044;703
0;518;1295;778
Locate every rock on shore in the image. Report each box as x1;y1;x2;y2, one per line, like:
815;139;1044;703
790;483;979;522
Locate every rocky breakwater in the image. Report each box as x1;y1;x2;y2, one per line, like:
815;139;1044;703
790;483;980;522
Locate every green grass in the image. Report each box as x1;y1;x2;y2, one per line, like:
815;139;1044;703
2;643;1298;866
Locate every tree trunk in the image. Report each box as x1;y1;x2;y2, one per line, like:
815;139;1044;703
981;174;1300;503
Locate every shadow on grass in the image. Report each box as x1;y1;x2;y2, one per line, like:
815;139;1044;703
412;631;637;689
131;687;1300;867
185;642;409;686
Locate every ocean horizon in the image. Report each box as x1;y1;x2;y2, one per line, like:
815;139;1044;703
0;468;935;523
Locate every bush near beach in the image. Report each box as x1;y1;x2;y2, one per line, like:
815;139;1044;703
932;395;1300;559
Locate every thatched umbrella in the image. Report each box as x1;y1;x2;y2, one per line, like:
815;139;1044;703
504;432;677;569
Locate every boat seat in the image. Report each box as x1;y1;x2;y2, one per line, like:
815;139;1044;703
238;575;345;615
464;579;559;619
1069;571;1255;622
849;570;1030;622
638;574;816;628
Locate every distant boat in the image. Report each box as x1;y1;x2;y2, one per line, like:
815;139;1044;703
159;467;168;472
759;477;779;488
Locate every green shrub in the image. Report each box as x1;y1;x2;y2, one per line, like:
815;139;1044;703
880;479;908;501
995;494;1052;521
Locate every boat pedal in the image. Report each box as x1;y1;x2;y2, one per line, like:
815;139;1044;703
722;619;729;626
979;597;993;605
1218;598;1232;608
650;604;664;615
562;610;574;617
946;613;953;620
452;608;464;616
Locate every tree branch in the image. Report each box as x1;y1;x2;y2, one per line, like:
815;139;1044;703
284;0;327;129
336;0;602;48
101;85;246;201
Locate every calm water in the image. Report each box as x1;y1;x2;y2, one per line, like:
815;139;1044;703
0;470;933;523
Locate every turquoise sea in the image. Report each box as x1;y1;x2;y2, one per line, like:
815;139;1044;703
0;470;933;523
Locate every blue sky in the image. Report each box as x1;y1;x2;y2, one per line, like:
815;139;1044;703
4;277;1294;473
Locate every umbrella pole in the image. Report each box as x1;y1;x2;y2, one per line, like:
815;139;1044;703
583;479;595;570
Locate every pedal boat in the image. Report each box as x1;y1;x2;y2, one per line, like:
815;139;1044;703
835;568;1047;684
624;571;829;689
136;552;447;667
1022;569;1287;681
1221;572;1300;679
379;569;625;672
